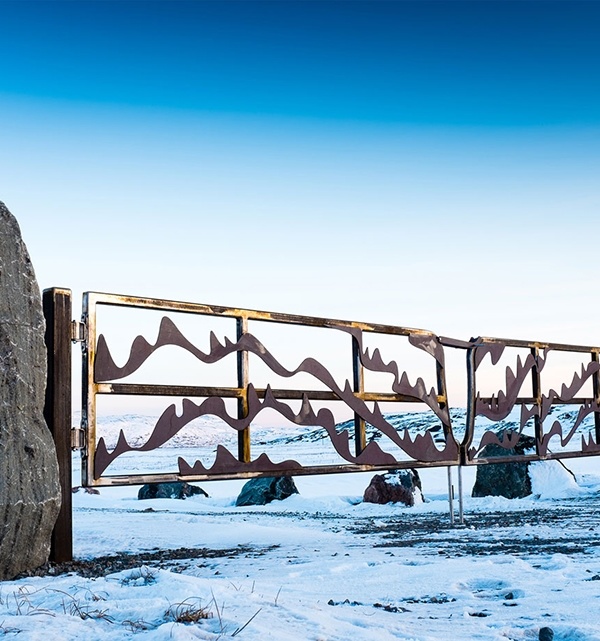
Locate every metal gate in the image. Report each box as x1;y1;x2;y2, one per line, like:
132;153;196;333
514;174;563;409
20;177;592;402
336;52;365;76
42;288;600;562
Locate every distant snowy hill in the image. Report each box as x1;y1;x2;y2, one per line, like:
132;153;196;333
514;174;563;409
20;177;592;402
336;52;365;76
84;405;596;451
85;413;312;450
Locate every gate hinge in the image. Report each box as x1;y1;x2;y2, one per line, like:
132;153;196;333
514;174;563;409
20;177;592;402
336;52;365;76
71;320;86;343
71;427;85;450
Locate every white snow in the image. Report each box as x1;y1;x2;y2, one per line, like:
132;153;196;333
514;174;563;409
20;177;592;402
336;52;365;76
529;460;584;500
4;417;600;640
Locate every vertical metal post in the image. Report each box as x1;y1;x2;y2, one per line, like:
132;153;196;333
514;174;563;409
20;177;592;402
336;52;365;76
237;316;251;462
43;288;73;563
352;336;367;456
592;351;600;444
447;466;455;525
81;293;95;486
435;355;451;441
531;347;543;454
463;347;477;465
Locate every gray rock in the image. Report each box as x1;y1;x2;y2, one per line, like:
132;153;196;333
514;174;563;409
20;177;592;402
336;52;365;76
0;202;61;580
363;469;423;506
235;476;299;507
539;627;554;641
138;482;209;500
472;434;535;499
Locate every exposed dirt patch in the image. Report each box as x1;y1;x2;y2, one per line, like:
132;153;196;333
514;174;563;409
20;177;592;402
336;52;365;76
350;498;600;556
17;494;600;580
16;545;279;579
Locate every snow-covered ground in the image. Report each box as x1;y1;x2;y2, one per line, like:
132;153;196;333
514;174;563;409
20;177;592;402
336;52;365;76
3;415;600;640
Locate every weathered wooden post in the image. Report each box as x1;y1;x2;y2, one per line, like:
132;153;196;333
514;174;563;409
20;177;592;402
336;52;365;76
43;287;73;563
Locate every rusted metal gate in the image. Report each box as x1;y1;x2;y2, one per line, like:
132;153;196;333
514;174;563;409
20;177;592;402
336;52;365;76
42;288;600;563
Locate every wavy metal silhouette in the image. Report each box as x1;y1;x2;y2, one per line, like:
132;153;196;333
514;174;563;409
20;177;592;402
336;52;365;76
92;317;456;478
470;340;600;458
474;351;539;422
85;295;600;482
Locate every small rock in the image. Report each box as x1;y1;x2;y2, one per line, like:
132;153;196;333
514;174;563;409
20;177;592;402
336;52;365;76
236;476;299;506
137;482;209;500
539;627;554;641
363;469;423;506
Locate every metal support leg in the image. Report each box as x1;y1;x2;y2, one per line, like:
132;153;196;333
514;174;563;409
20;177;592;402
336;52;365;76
447;466;454;525
458;465;464;525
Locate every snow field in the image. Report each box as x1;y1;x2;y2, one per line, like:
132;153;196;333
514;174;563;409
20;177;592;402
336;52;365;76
2;458;600;639
3;416;600;640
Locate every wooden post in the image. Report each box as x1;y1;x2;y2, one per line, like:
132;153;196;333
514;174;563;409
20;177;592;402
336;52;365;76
43;287;73;563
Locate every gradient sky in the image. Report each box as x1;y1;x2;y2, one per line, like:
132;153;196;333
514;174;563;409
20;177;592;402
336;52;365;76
1;1;599;410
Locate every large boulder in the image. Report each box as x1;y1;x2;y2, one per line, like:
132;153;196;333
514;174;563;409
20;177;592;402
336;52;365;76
363;469;423;506
138;482;208;500
0;202;61;580
472;434;535;499
235;476;299;507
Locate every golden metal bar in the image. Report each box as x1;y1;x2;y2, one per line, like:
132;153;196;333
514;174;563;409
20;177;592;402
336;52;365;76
476;335;600;354
88;458;451;487
237;317;251;462
84;291;436;337
95;382;444;404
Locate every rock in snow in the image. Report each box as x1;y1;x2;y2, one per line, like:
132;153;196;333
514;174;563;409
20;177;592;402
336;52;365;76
138;482;209;500
0;202;61;580
235;476;299;506
363;469;423;506
472;433;578;500
471;434;536;499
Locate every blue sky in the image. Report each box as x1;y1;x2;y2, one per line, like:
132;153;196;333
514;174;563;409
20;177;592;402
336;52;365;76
1;0;599;369
2;1;599;126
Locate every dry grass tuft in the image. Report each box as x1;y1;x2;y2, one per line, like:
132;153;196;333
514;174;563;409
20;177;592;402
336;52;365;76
165;598;213;624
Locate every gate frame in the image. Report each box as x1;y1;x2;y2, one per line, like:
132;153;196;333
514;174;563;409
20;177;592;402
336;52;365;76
82;290;455;487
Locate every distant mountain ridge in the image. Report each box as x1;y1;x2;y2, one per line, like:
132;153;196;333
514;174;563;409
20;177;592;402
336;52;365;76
81;405;595;452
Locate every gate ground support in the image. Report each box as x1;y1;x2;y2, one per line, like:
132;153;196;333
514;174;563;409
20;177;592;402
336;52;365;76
446;466;466;527
43;287;74;563
446;466;454;525
458;465;465;525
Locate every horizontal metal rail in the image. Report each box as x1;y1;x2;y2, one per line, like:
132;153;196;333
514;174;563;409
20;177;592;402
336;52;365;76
85;291;436;336
98;383;445;404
